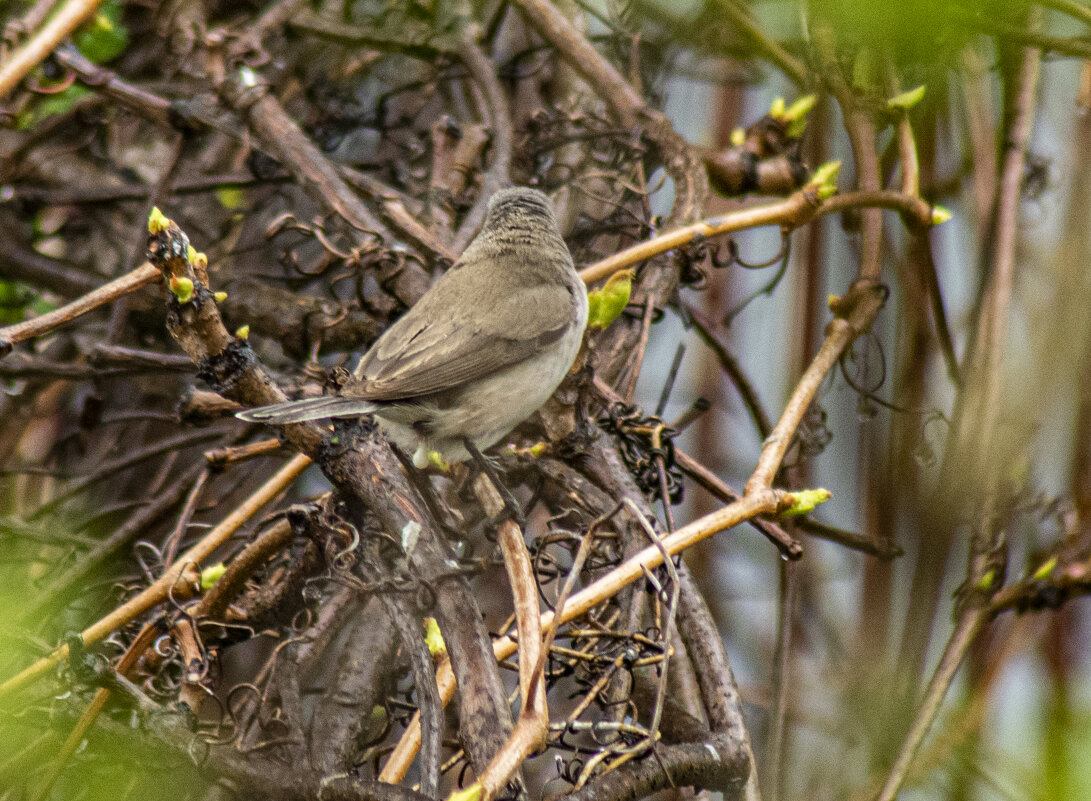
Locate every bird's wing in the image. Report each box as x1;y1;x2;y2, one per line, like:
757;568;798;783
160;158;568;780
350;264;579;401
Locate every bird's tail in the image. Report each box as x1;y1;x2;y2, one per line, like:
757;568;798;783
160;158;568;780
236;397;378;424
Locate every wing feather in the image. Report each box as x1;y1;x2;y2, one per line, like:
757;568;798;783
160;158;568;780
349;257;577;401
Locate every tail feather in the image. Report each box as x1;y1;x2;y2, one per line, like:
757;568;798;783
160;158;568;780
236;397;377;424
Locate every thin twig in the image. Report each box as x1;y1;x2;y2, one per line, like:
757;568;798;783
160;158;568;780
0;263;160;355
874;609;988;801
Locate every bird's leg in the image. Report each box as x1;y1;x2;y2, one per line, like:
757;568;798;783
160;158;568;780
462;438;525;528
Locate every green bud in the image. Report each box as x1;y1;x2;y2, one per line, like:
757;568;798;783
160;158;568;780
169;275;194;304
200;563;226;590
424;617;447;658
448;784;483;801
1032;556;1058;582
148;207;171;234
781;488;832;517
931;205;952;225
587;268;635;330
782;94;817;123
785;116;808;139
808;161;841;200
217;186;245;210
809;160;841;187
887;85;927;111
428;450;451;471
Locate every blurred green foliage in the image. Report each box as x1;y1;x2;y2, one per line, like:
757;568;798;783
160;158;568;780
810;0;1022;66
74;0;129;65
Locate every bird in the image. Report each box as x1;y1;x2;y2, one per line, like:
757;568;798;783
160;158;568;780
238;186;589;471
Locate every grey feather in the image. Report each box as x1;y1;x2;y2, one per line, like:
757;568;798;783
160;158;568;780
236;396;378;424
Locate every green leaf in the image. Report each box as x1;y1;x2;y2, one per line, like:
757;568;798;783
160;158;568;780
75;1;129;64
18;85;91;128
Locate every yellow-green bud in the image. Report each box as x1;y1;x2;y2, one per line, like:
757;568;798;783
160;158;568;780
587;268;635;331
887;85;927;111
975;569;996;592
780;488;833;517
169;275;194;304
1032;556;1057;582
200;563;226;590
424;617;447;658
147;207;171;234
782;94;817;123
447;784;483;801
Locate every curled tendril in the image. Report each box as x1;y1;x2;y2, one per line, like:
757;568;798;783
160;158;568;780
598;404;684;504
721;232;793;326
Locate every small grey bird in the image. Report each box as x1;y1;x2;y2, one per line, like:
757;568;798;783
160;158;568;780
238;187;589;469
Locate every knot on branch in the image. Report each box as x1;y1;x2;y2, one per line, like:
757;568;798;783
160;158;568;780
826;279;889;336
196;340;259;396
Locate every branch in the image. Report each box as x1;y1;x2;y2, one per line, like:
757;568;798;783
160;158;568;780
0;263;159;356
0;0;104;99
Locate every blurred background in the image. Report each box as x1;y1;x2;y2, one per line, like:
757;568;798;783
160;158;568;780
2;1;1090;800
